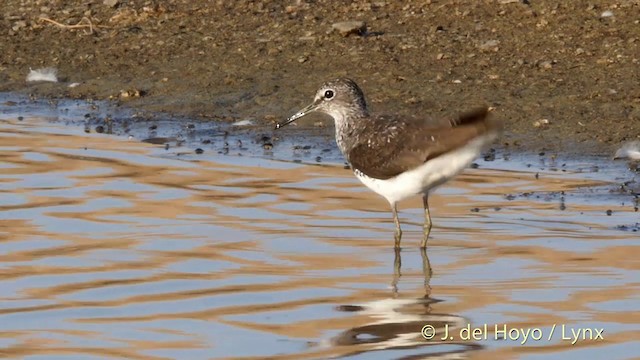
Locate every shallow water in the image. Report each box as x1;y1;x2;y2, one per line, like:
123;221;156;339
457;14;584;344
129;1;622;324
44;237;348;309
0;115;639;360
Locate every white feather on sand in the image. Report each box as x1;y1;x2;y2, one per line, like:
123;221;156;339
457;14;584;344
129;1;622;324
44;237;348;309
614;141;640;160
26;67;58;82
232;119;254;126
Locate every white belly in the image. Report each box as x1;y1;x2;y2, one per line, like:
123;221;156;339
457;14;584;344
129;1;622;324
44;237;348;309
353;134;495;205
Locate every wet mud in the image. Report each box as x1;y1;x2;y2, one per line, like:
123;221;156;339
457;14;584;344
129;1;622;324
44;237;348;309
1;0;640;157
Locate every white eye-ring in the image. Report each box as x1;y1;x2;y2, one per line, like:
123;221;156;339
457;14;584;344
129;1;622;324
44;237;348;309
324;89;335;99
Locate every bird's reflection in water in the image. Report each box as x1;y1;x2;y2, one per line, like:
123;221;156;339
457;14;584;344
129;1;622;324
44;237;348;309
330;248;481;359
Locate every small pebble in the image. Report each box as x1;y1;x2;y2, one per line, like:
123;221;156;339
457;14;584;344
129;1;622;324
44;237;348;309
95;125;105;133
263;143;273;150
606;209;613;216
601;10;614;18
195;148;204;154
533;119;550;128
478;39;500;52
331;21;366;37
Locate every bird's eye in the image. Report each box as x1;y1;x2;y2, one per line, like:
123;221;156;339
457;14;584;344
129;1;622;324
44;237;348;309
324;90;334;99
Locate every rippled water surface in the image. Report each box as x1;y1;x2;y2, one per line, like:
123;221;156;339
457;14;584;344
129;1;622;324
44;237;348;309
1;116;638;360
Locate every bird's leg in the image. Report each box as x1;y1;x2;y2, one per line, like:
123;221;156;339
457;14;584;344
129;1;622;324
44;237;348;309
420;247;432;283
421;194;432;248
391;247;401;297
392;203;402;248
420;247;433;308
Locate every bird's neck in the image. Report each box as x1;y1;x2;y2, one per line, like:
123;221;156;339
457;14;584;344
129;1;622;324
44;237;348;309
332;108;369;156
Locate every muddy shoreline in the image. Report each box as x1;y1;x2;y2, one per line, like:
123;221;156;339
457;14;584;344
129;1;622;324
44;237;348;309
2;1;639;156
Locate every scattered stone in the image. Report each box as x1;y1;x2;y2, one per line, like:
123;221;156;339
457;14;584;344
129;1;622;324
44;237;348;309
120;89;143;98
12;21;27;32
606;209;612;216
95;125;105;133
538;60;554;69
195;148;204;154
315;156;322;162
331;21;366;37
104;0;119;7
601;10;614;18
263;143;273;150
202;139;211;144
478;39;500;52
533;119;550;128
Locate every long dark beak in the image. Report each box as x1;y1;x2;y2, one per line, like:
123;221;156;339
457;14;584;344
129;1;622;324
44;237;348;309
275;100;320;129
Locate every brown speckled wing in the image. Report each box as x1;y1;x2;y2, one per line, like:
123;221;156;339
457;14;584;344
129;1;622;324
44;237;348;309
347;107;494;180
